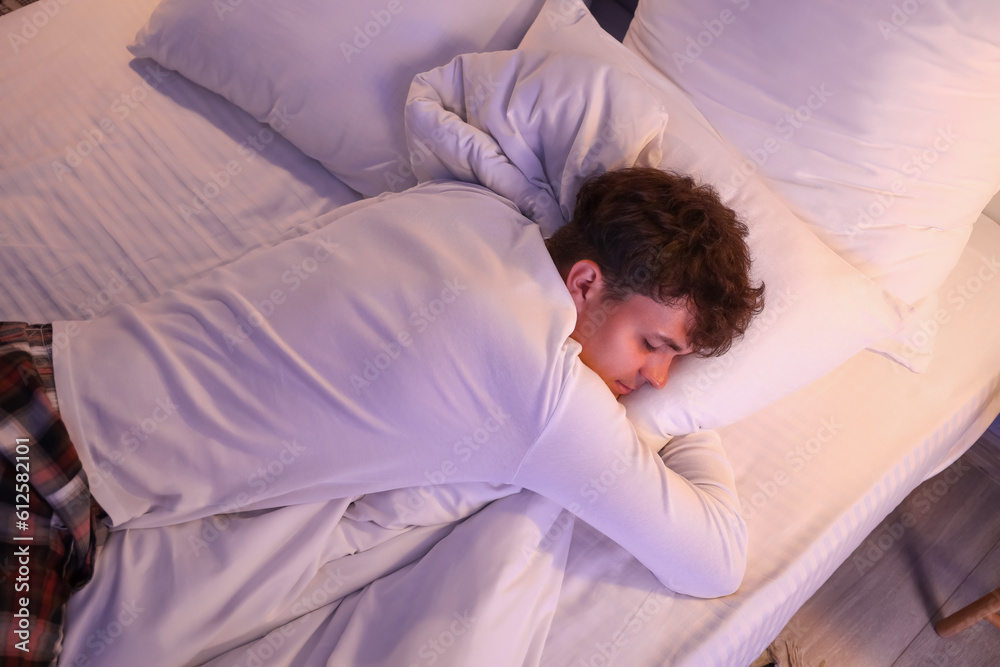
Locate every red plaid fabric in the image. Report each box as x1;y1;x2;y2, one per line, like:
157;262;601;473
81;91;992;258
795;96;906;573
0;1;42;18
1;323;99;665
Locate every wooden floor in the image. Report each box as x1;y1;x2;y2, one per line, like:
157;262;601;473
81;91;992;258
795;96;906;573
761;422;1000;667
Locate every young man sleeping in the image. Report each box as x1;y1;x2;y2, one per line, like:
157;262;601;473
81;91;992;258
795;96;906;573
1;167;762;662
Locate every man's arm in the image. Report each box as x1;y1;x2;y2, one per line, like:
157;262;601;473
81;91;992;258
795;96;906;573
654;428;748;595
511;361;747;598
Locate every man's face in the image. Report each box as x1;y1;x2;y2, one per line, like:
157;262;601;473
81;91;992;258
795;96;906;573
565;261;694;398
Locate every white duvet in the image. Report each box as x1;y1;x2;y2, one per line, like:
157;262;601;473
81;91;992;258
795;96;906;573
67;427;738;666
61;47;731;666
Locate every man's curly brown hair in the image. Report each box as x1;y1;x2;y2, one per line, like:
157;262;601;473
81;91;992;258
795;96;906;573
546;167;765;357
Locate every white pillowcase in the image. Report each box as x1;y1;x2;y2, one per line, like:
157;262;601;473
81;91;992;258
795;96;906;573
869;293;940;372
128;0;545;196
624;0;1000;307
520;0;908;439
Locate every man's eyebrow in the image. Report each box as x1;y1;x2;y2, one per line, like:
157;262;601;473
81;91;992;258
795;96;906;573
652;334;691;354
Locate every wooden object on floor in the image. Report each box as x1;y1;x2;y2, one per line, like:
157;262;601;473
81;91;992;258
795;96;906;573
935;586;1000;637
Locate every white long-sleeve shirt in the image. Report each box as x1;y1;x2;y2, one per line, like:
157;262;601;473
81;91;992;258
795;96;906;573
54;181;746;597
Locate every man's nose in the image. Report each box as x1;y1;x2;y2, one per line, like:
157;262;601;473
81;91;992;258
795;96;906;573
641;356;672;390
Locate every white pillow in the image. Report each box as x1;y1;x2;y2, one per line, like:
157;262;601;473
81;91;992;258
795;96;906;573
520;0;908;438
128;0;546;197
624;0;1000;307
868;293;940;372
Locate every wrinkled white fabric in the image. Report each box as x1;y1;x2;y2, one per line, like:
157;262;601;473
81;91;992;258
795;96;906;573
55;181;746;597
405;49;668;237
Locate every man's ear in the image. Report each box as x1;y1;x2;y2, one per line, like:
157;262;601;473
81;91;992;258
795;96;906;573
564;260;605;310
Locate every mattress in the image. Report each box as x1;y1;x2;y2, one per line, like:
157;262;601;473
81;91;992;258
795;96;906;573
0;0;360;324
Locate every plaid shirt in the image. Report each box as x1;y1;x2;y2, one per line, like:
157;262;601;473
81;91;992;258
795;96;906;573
1;323;99;665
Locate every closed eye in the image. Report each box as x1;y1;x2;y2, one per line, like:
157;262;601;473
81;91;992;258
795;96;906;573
644;339;658;352
650;334;690;355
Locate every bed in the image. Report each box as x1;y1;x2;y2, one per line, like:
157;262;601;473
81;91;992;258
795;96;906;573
2;0;999;664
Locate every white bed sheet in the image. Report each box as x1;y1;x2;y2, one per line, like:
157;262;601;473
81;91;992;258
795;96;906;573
0;0;359;324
